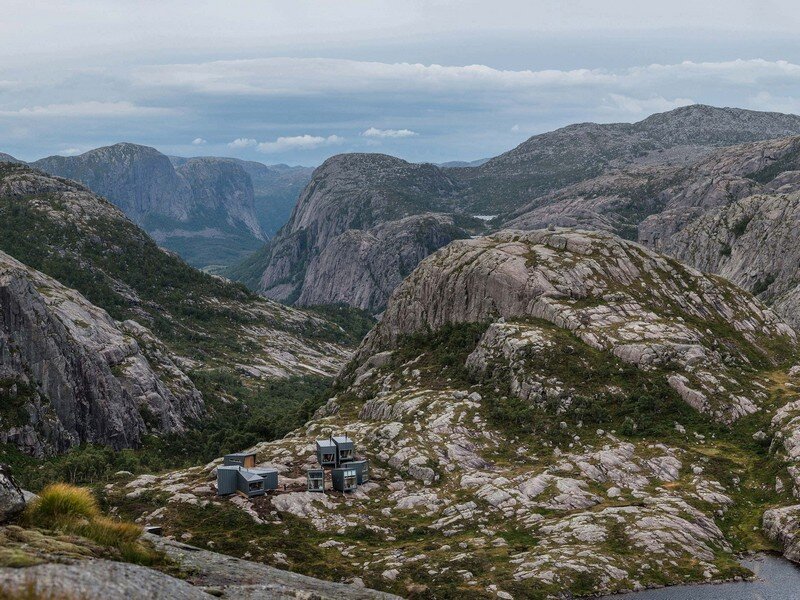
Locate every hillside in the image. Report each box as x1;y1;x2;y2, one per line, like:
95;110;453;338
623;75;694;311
229;153;485;311
169;156;314;239
233;105;800;314
33;144;267;268
0;163;357;468
110;229;800;599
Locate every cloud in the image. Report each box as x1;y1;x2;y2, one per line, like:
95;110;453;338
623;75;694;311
227;137;257;149
362;127;417;138
256;134;344;154
0;101;175;118
510;124;520;132
604;94;695;115
191;137;207;145
58;147;83;156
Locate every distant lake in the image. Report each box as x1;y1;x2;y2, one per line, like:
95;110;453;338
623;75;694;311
598;554;800;600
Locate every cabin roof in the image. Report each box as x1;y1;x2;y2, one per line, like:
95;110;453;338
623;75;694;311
226;451;256;458
332;435;353;445
316;439;336;449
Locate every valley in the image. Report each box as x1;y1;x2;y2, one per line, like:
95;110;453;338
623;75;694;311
4;105;800;599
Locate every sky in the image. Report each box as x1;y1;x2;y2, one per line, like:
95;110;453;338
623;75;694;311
2;0;800;165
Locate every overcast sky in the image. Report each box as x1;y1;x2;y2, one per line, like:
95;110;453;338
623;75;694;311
2;0;800;164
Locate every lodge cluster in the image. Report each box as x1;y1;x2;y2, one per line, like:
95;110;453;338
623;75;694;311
216;434;369;498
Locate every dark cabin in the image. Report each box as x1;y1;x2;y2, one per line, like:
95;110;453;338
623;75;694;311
216;465;240;495
249;467;279;490
236;468;266;497
351;459;369;484
307;468;325;492
332;466;358;492
223;452;257;468
332;435;354;465
316;439;337;467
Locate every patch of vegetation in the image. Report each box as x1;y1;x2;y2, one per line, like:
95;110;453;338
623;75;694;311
732;215;753;236
23;483;160;566
1;375;332;491
305;304;377;345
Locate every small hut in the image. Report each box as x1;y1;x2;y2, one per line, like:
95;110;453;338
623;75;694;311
216;465;240;495
249;467;279;490
236;469;266;497
223;452;257;468
332;435;354;465
307;468;325;492
332;466;358;492
350;459;369;484
316;439;337;467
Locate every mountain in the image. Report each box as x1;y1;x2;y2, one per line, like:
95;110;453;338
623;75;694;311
0;250;203;456
0;162;355;458
227;153;487;311
110;229;800;598
232;105;800;313
33;144;266;268
453;104;800;214
0;153;24;165
169;157;314;238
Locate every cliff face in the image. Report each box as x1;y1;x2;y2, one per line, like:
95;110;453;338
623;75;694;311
33;144;266;268
120;228;800;599
0;250;203;456
240;154;476;312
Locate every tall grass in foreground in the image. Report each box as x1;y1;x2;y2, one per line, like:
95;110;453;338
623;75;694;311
23;483;157;565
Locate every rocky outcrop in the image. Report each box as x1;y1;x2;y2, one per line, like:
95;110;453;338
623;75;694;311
296;214;470;310
361;229;795;422
244;154;475;312
763;505;800;563
0;465;25;523
148;535;400;599
0;249;203;455
117;227;799;598
33;144;266;267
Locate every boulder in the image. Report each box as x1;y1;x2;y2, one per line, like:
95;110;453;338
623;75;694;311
0;464;25;523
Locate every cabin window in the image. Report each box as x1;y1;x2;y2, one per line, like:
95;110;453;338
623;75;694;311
362;464;369;481
322;453;335;462
340;449;353;460
249;481;263;491
310;478;322;490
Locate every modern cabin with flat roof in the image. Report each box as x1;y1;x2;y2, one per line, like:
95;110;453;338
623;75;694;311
332;466;358;492
332;435;354;465
307;468;325;492
223;452;257;468
350;459;369;484
249;467;278;490
316;439;337;467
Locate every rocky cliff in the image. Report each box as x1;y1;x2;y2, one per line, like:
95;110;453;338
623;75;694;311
233;153;479;312
0;249;203;456
33;144;266;268
114;229;800;598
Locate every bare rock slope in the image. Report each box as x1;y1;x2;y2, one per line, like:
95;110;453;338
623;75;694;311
0;249;203;455
115;229;800;599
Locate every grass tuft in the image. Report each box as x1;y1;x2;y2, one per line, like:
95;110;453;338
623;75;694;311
22;483;157;566
24;483;99;527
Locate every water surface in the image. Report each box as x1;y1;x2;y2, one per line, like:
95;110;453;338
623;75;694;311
599;554;800;600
